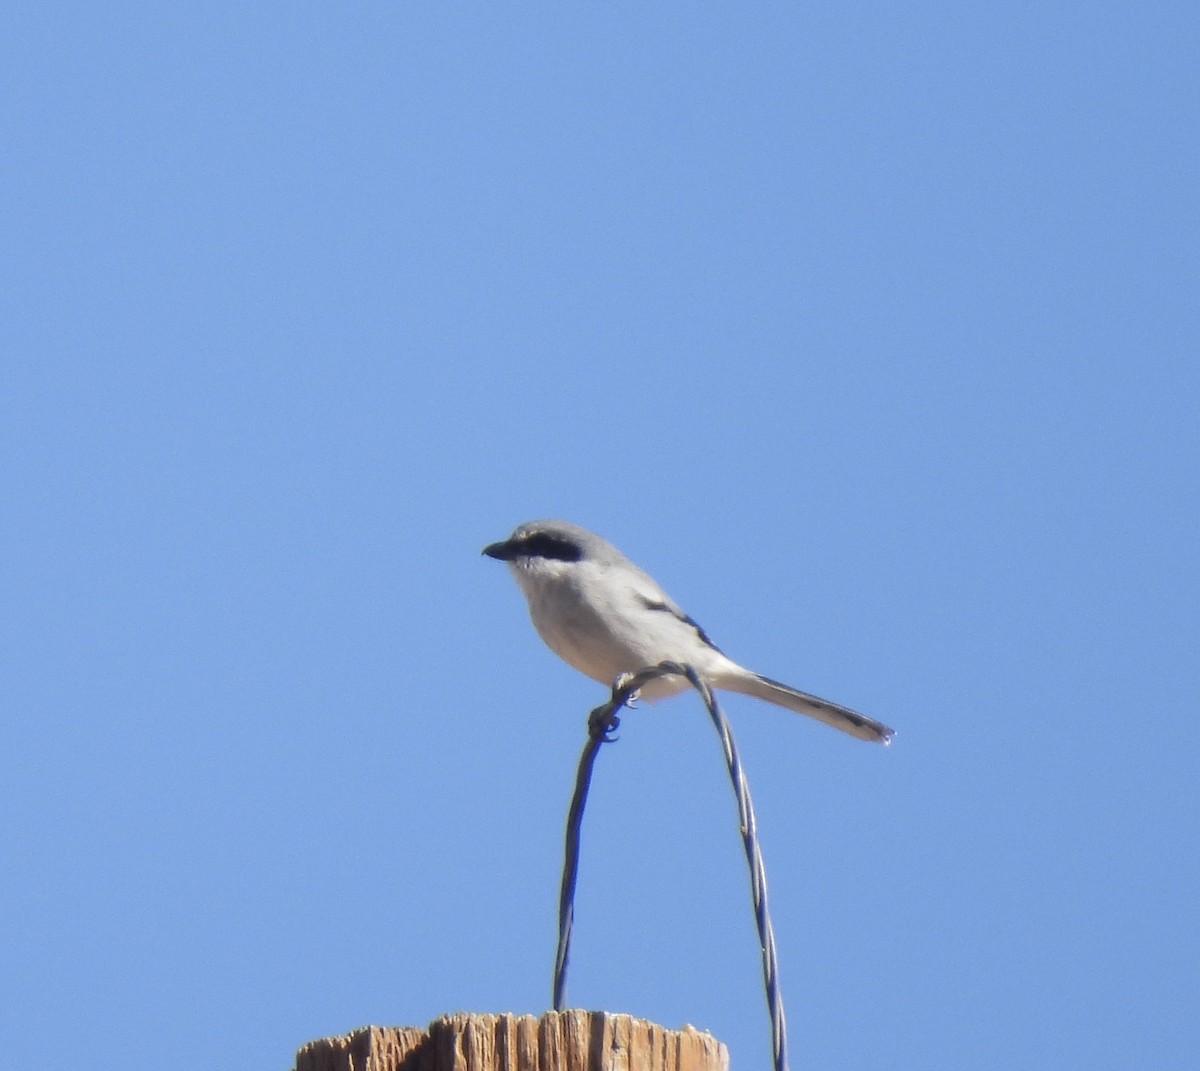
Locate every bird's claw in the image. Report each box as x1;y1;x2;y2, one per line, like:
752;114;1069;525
612;672;641;707
588;708;621;742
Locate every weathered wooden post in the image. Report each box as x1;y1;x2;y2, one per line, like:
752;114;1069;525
295;1011;728;1071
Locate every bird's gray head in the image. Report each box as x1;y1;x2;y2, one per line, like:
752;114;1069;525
482;520;620;572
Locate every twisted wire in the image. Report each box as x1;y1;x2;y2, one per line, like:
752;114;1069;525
680;665;789;1071
552;663;670;1012
552;662;790;1071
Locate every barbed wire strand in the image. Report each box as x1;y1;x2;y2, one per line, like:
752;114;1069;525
552;663;666;1012
552;661;790;1071
681;663;790;1071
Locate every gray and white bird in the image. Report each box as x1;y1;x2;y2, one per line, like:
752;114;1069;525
483;520;894;744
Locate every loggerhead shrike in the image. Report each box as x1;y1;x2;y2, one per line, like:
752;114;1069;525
483;520;894;744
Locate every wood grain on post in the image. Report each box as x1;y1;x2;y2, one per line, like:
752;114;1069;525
294;1011;728;1071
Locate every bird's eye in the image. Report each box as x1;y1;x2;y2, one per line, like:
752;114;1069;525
520;533;583;562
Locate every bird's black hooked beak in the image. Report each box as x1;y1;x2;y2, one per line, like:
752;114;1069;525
482;539;517;561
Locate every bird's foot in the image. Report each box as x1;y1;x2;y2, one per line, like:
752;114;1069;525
612;672;641;707
587;706;621;742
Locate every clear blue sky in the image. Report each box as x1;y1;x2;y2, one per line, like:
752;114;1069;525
3;5;1197;1069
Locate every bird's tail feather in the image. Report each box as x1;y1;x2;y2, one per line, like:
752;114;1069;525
722;672;895;744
